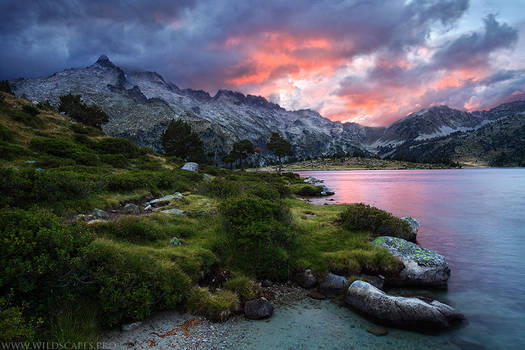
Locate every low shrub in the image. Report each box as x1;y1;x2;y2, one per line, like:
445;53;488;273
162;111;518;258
0;299;37;342
220;197;295;280
94;138;142;157
9;109;44;128
90;216;171;243
289;184;322;196
198;178;241;198
0;142;30;160
22;104;40;117
82;239;191;326
70;123;104;136
338;203;414;241
0;208;94;322
29;137;100;165
100;154;130;168
223;275;258;301
0;124;13;142
186;288;239;320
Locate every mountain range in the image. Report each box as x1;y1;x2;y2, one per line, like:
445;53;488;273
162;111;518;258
9;55;525;166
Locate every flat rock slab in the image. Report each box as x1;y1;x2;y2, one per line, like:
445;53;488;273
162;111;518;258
346;281;464;328
367;327;388;336
373;236;450;287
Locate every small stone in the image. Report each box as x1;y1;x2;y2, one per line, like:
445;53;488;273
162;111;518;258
367;327;388;336
123;203;140;214
319;273;348;296
144;204;152;211
92;208;109;219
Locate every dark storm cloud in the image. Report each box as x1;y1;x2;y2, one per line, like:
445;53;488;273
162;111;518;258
431;14;519;70
0;0;523;125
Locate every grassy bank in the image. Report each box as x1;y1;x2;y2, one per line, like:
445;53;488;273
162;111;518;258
0;92;411;343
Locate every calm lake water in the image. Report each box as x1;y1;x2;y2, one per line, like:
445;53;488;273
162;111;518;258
294;168;525;349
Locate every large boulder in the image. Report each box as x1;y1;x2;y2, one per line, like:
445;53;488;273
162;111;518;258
319;273;348;296
401;216;420;236
181;162;199;173
373;236;450;287
346;280;464;328
244;298;273;320
296;269;317;288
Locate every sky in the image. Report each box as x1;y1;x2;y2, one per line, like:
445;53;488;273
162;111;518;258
1;0;524;126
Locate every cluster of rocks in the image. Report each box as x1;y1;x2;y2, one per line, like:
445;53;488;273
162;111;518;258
289;216;463;332
303;176;335;196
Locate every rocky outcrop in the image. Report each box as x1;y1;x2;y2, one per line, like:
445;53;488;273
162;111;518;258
401;216;420;236
244;298;273;320
346;280;464;328
373;236;450;287
296;269;317;288
319;273;348;296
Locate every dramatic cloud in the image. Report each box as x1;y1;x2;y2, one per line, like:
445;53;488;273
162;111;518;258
0;0;523;126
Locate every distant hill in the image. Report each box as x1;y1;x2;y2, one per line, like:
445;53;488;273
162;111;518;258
9;55;525;167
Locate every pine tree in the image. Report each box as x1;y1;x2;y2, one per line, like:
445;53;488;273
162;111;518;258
162;119;206;162
267;132;293;174
232;139;254;170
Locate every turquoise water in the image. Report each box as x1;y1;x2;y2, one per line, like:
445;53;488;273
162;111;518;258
292;168;525;350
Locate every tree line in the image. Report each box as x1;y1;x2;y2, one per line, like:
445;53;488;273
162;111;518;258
162;119;292;173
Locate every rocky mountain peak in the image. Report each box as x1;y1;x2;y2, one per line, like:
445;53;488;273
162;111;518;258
95;54;116;68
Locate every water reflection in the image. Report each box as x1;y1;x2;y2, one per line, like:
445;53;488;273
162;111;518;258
297;168;525;350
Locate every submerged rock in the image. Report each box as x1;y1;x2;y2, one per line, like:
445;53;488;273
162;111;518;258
401;216;420;236
367;327;389;336
346;280;464;328
121;321;142;332
244;298;273;320
181;162;199;173
373;236;450;287
296;269;317;288
319;273;348;296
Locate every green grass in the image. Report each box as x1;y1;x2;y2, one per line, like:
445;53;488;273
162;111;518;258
0;92;409;341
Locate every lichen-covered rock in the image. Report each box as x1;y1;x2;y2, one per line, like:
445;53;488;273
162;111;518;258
161;208;184;215
296;269;317;288
401;216;420;236
346;280;464;328
373;236;450;287
319;273;348;296
244;298;273;320
181;162;199;173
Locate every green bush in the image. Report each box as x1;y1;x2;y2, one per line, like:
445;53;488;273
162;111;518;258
0;298;37;342
58;94;109;128
30;137;100;165
94;138;142;157
100;154;130;168
186;288;239;321
22;104;40;117
338;203;414;241
223;276;258;301
0;142;30;160
220;197;294;279
70;123;104;136
9;109;44;128
0;124;13;142
289;184;322;196
198;178;241;198
90;216;171;243
0;168;107;208
0;208;94;316
82;240;191;326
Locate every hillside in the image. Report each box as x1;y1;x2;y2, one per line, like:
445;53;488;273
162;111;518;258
9;55;525;167
387;107;525;167
0;92;412;343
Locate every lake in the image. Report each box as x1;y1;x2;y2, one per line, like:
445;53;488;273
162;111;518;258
295;168;525;349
